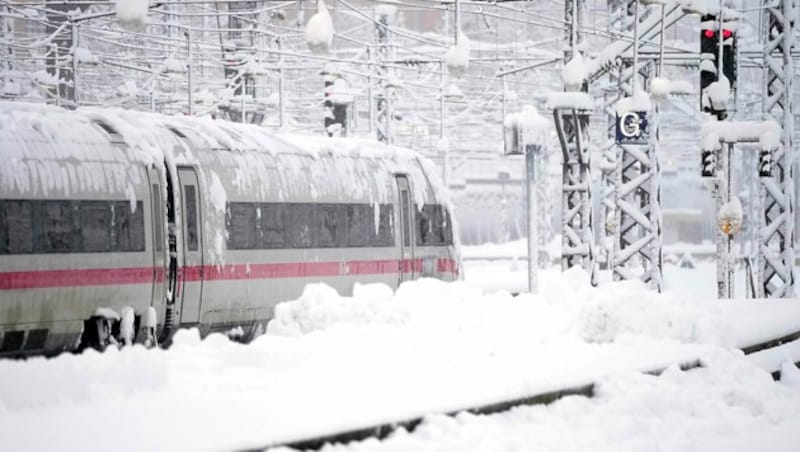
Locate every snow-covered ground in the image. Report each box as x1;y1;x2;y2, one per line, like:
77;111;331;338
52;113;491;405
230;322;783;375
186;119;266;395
1;259;799;452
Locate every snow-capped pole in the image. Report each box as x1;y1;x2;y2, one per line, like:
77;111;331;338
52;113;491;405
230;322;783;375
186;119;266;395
304;0;334;54
115;0;149;32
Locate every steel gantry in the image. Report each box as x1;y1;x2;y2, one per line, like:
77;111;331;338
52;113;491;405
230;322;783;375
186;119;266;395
759;0;796;298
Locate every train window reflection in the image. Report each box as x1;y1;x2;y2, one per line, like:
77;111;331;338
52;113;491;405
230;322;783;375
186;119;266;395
1;200;34;254
416;204;453;247
184;186;199;251
225;202;396;250
0;199;144;255
261;204;286;249
82;201;112;252
41;201;72;252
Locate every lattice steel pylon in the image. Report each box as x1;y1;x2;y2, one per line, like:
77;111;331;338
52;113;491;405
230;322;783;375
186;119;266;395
555;0;596;281
374;10;394;144
554;104;596;281
759;0;796;298
600;0;634;269
612;105;663;290
1;4;14;98
609;0;663;291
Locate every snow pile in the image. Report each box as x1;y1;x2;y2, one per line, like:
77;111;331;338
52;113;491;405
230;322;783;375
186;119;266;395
576;278;736;346
267;283;409;336
717;196;742;236
115;0;149;32
2;269;800;451
445;32;470;77
561;53;587;90
650;77;693;98
305;0;334;54
706;75;730;110
614;89;652;115
546;92;594;110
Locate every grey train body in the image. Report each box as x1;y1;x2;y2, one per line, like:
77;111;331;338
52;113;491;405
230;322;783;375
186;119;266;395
0;102;460;356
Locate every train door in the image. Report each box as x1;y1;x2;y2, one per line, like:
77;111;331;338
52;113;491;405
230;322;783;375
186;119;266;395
146;166;166;309
396;175;416;283
178;167;203;325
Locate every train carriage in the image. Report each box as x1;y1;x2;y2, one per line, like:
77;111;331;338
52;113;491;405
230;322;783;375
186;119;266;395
0;101;460;357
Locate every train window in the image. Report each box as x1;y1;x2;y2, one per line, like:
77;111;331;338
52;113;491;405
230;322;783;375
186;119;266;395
113;201;145;252
443;208;454;245
401;192;411;247
346;204;370;247
221;202;394;250
1;200;34;254
374;204;395;246
416;204;452;247
226;203;258;250
41;201;72;253
287;203;314;248
317;204;346;248
81;201;112;252
152;186;163;252
184;186;198;251
261;204;286;249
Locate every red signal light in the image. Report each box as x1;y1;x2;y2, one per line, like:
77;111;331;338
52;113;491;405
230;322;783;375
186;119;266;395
704;30;715;39
722;29;733;39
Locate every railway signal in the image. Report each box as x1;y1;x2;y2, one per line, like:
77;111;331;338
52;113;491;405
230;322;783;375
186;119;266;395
701;149;717;177
699;14;738;113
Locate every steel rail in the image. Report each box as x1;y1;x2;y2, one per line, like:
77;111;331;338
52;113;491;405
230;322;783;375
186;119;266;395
241;327;800;451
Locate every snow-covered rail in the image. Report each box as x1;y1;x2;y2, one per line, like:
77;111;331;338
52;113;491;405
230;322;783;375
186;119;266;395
253;333;800;452
253;360;703;452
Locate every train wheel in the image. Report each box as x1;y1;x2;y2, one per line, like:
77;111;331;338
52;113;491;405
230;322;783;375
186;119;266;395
78;317;115;352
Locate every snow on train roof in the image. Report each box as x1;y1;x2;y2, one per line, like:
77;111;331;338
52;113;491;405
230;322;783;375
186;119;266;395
0;101;451;209
0;102;149;198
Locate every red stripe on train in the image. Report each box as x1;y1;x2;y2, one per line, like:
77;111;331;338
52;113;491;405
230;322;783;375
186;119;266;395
0;258;456;290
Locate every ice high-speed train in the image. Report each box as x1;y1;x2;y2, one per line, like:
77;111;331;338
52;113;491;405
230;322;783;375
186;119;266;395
0;102;459;356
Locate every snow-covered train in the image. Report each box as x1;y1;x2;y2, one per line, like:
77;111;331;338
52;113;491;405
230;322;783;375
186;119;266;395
0;102;459;357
